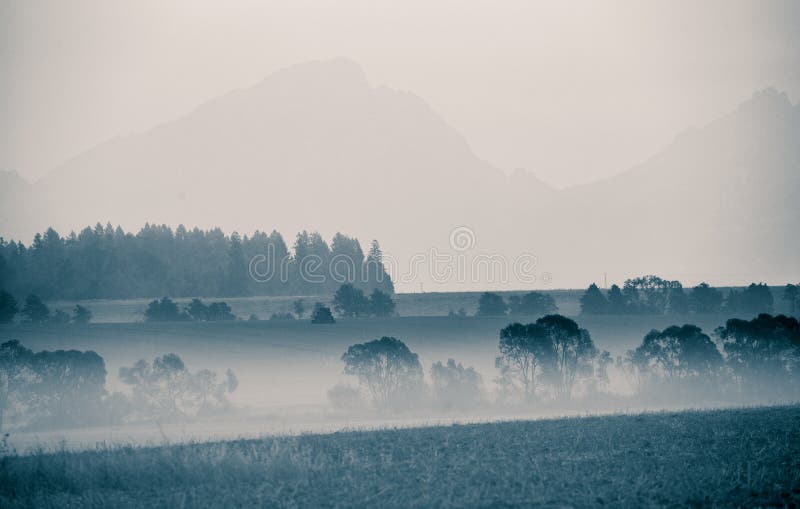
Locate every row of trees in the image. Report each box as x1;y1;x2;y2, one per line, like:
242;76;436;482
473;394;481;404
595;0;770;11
624;314;800;400
144;297;236;322
333;313;800;411
0;224;393;299
580;277;783;315
332;284;396;317
0;341;237;431
475;291;558;317
141;284;397;323
0;292;92;325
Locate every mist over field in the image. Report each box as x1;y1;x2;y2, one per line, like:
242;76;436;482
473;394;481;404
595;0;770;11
2;1;799;507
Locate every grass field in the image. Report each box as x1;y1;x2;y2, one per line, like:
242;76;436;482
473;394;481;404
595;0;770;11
2;405;798;508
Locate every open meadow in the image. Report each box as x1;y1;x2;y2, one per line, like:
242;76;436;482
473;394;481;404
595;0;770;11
2;405;798;508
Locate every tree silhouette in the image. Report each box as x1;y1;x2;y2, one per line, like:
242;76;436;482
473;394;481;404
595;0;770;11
606;284;627;314
496;322;554;399
332;283;369;317
368;289;395;317
144;297;187;322
579;284;607;315
21;294;49;323
537;314;598;399
311;303;335;324
740;283;774;315
716;314;800;393
627;324;722;381
508;292;557;316
341;337;423;407
690;283;723;314
430;359;482;409
477;292;508;316
783;284;799;315
0;291;18;323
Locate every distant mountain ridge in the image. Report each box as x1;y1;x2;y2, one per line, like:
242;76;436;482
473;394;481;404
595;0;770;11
2;59;797;289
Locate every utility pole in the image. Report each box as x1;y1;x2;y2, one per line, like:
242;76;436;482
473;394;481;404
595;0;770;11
603;273;607;290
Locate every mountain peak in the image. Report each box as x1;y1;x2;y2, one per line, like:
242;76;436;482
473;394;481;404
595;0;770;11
736;87;794;116
255;58;370;93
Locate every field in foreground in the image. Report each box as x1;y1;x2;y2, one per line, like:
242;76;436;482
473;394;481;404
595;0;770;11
2;406;798;508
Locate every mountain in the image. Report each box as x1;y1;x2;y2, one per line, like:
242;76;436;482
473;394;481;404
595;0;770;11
1;59;797;289
537;88;800;285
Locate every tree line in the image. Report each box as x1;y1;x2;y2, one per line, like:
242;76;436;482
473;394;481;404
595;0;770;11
2;312;797;431
579;276;793;315
0;224;393;300
0;341;237;432
332;313;800;410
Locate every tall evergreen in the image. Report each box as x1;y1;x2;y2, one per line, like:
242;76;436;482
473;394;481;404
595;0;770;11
0;225;394;299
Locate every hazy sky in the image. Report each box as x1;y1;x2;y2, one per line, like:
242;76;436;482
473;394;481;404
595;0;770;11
2;0;798;187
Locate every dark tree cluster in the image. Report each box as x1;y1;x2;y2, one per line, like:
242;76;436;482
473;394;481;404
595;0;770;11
0;292;92;325
0;341;238;431
332;284;396;318
716;313;800;396
580;278;775;316
119;354;238;420
143;297;236;322
341;337;424;408
624;314;800;400
476;291;557;317
0;224;394;300
495;315;610;401
0;340;106;430
784;284;800;315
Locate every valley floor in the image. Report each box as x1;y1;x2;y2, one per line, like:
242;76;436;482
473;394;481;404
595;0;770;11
2;405;798;508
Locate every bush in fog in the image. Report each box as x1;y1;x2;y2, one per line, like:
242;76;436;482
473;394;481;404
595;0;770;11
508;292;557;317
119;353;237;420
21;294;49;323
327;384;363;411
716;314;800;396
0;340;106;431
72;304;92;324
368;289;396;317
144;297;188;322
625;325;723;397
311;303;336;324
0;291;18;323
496;315;606;401
477;292;508;316
207;301;236;320
430;359;482;410
341;337;423;408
